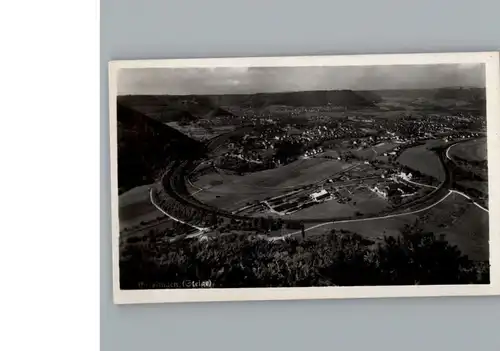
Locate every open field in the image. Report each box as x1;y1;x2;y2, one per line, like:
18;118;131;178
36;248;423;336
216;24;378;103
419;192;489;261
373;141;401;154
375;155;390;163
166;122;237;141
191;156;408;217
193;181;286;211
352;148;376;160
293;191;488;261
189;171;224;189
438;204;489;261
192;157;351;196
350;187;391;213
298;212;417;239
119;184;152;207
234;158;351;189
352;142;400;160
119;184;161;229
317;150;340;158
284;199;356;219
344;163;385;178
116;184;196;242
192;156;432;220
456;180;488;195
397;144;445;181
229;178;402;220
449;138;487;162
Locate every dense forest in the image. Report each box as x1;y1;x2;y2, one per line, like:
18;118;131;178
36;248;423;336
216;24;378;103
120;227;489;289
117;103;206;194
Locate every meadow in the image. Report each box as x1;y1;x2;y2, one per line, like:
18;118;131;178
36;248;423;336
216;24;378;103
449;138;487;162
397;144;445;181
192;158;351;211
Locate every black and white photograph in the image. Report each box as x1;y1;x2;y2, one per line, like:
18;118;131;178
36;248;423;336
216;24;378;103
109;52;500;304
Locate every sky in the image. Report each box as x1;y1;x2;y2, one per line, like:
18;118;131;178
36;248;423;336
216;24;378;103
118;63;485;95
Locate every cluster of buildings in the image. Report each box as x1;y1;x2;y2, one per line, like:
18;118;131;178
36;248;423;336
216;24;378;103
395;172;413;181
309;189;332;202
370;174;417;200
442;132;481;143
214;109;485;179
383;114;484;140
347;116;375;123
382;151;398;157
371;184;415;200
255;123;373;149
302;147;324;159
221;153;263;164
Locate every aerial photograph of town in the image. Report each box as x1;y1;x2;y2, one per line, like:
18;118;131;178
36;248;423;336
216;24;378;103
115;63;490;290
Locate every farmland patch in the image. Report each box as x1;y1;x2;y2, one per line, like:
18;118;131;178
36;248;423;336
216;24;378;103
397;144;445;181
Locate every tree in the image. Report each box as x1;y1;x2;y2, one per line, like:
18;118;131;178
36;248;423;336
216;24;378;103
252;217;260;230
119;225;489;289
275;140;304;163
207;212;217;226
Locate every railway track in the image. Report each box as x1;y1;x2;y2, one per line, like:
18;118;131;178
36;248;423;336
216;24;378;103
156;129;483;227
159;158;447;225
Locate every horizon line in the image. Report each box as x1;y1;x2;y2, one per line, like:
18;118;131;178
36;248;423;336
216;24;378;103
117;85;484;97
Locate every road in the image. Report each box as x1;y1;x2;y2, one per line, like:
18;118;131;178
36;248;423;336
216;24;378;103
166;158;448;224
449;189;489;213
402;178;438;189
278;187;489;240
445;137;486;161
149;187;209;233
157;128;488;235
443;139;489;212
410;140;488;213
446;143;459;160
279;190;455;239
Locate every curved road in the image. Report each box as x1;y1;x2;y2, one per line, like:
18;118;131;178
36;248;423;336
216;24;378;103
155;131;487;232
281;189;454;239
149;187;209;233
444;138;489;212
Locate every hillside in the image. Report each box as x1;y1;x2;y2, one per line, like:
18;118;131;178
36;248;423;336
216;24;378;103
207;89;378;108
433;87;485;101
117;95;237;124
356;90;384;104
118;90;378;115
434;87;486;112
117;103;206;194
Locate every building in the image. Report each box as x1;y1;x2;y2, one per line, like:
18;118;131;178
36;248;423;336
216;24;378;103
372;182;417;200
396;183;417;196
398;172;412;181
371;186;388;199
310;189;330;202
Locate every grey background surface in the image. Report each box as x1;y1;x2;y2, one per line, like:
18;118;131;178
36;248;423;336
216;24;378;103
101;1;500;350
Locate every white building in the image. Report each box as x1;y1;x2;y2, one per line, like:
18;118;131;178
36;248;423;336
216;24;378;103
398;172;413;181
371;186;388;199
310;189;330;201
